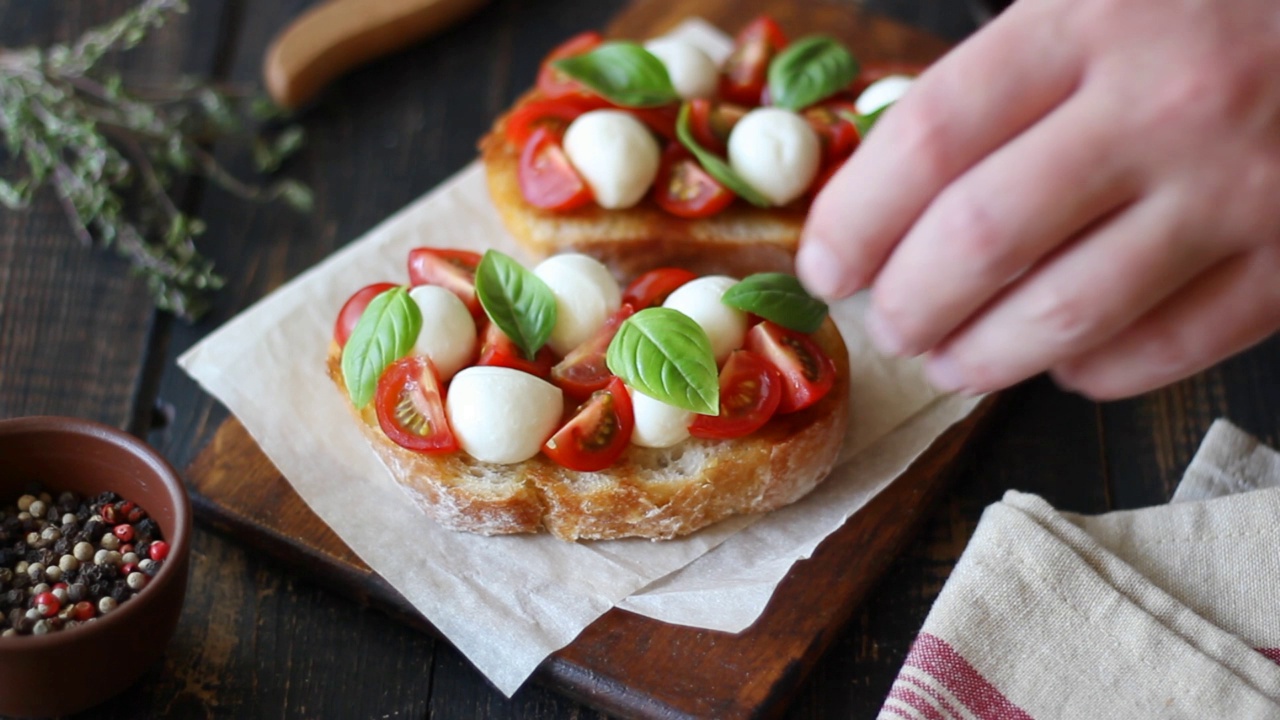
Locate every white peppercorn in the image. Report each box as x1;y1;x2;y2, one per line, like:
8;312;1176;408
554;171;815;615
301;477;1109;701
121;552;140;565
99;533;120;551
16;495;35;512
126;572;148;591
59;555;78;572
40;526;60;542
43;565;62;583
62;512;77;525
27;500;46;518
73;541;94;562
97;597;117;615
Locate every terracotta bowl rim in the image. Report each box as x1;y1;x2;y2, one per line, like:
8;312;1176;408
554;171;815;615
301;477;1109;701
0;415;191;653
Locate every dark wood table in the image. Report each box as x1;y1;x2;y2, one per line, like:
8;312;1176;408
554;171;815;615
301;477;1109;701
2;1;1277;718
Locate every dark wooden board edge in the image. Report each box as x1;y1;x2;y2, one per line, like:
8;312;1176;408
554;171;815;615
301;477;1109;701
184;395;997;719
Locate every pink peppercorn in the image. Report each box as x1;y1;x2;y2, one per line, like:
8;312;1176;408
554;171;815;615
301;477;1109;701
149;541;170;561
126;505;146;523
33;592;60;618
120;562;139;576
72;601;94;621
113;524;135;542
101;505;120;525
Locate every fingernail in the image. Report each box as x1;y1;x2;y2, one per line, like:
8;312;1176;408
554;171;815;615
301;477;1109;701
925;352;967;393
864;308;907;356
796;238;852;300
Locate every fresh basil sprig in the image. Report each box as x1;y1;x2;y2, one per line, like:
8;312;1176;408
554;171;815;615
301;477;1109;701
551;42;679;108
722;273;829;333
474;250;557;362
847;104;890;137
606;308;719;415
341;287;422;408
675;103;771;208
767;35;859;111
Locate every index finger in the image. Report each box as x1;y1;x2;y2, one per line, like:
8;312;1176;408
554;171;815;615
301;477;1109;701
797;0;1084;299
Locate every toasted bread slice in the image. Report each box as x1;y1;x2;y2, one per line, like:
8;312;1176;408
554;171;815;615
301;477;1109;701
479;102;807;280
329;320;849;541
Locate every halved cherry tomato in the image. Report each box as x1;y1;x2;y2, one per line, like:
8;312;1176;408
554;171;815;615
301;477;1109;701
551;304;635;401
803;100;859;165
622;267;698;309
626;105;679;141
519;126;593;211
653;144;735;219
375;356;459;454
537;31;604;99
503;95;612;147
686;99;747;155
719;16;789;106
689;350;782;439
744;321;836;414
334;282;397;347
542;377;634;471
407;248;485;322
477;322;558;379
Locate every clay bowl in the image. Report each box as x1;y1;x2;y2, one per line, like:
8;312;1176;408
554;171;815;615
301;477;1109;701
0;417;191;718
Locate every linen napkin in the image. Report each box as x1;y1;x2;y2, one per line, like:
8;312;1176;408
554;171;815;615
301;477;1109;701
879;419;1280;720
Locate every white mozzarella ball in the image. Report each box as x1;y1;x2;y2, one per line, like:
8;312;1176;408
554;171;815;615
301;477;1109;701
563;110;661;209
855;75;915;115
629;388;692;448
643;37;718;100
446;367;563;464
727;107;821;206
533;253;622;356
409;285;476;380
662;275;747;363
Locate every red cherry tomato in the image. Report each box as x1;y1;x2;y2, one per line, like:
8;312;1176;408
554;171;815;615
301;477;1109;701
744;321;837;414
551;304;635;401
334;282;397;348
621;267;698;309
807;157;846;198
686;99;748;155
719;16;789;106
689;350;782;439
374;356;459;454
542;377;634;471
803;100;859;165
653;143;736;219
477;322;558;379
519;126;593;211
626;105;679;141
407;248;485;322
503;95;612;147
537;31;604;98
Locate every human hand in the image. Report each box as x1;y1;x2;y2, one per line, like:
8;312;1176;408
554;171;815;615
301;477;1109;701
797;0;1280;399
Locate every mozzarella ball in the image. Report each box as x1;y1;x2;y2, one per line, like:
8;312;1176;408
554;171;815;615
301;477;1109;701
629;388;693;448
446;367;564;464
533;253;622;356
643;37;718;100
855;75;915;115
727;107;821;206
409;285;476;380
662;275;747;363
563;110;661;209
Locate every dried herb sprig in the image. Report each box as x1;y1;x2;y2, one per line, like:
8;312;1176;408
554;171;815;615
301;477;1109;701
0;0;311;321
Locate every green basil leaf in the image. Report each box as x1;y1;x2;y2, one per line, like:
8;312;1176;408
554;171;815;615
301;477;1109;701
341;287;422;409
767;35;859;111
841;104;890;138
722;273;829;333
474;250;556;362
551;42;679;108
675;103;771;208
606;308;719;415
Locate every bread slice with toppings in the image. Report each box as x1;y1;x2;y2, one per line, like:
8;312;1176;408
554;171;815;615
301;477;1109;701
327;319;848;541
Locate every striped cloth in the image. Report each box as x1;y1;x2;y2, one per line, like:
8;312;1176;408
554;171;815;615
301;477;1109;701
880;420;1280;719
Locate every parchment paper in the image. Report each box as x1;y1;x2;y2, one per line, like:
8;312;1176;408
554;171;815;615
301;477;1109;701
178;20;981;695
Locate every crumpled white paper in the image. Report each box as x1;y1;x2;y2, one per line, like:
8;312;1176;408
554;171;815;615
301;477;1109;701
178;19;982;696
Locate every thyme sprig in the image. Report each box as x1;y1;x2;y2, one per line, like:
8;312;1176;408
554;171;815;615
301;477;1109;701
0;0;311;321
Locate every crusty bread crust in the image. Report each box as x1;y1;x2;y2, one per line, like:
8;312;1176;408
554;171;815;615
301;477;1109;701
329;320;849;541
479;95;808;279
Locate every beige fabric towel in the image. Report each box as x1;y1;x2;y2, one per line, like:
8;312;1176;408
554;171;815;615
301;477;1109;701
879;420;1280;719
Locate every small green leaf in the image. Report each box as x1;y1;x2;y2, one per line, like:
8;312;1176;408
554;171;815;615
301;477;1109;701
551;42;679;108
341;287;421;408
722;273;828;333
474;250;556;361
767;36;859;111
606;308;719;415
675;103;771;208
847;104;889;138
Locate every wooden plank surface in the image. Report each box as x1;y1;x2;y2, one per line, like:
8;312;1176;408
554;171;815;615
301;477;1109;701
2;0;1278;718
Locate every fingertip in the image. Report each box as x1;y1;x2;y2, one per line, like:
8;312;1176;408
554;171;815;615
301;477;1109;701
796;236;863;300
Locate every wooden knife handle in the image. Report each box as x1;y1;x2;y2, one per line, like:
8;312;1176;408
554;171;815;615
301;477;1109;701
264;0;490;109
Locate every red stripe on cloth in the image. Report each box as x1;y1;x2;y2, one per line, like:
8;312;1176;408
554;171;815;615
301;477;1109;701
1259;648;1280;665
882;704;918;720
888;685;947;720
901;633;1033;720
903;673;966;719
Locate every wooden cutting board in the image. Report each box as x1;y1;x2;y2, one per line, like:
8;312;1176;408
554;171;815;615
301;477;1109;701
185;2;974;718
